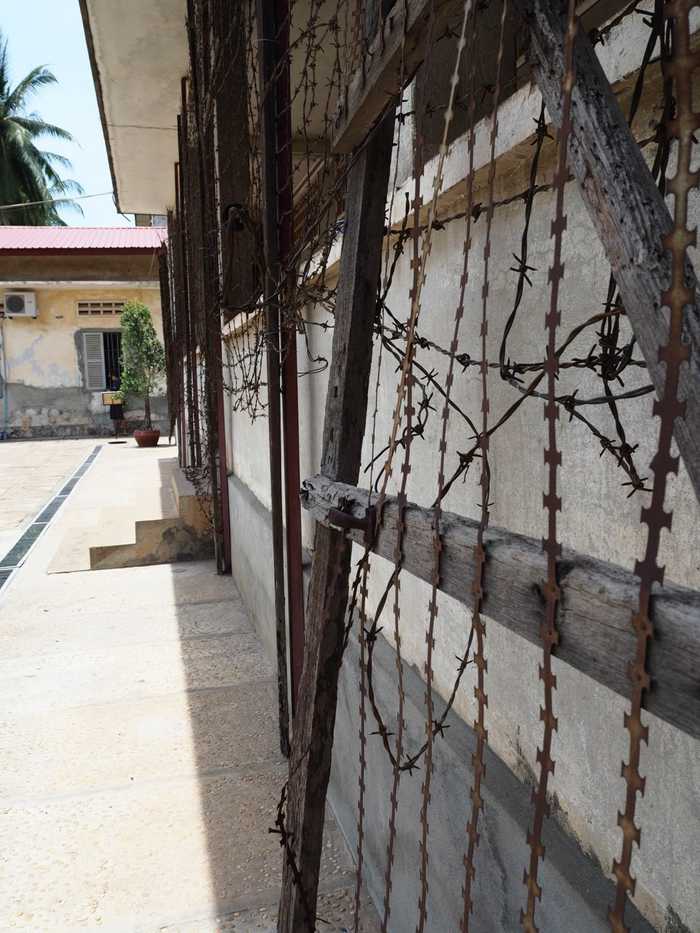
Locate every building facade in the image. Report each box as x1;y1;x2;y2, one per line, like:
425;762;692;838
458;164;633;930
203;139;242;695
0;227;167;438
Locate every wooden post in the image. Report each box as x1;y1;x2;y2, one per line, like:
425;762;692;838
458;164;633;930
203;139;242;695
277;112;396;933
331;0;463;152
515;0;700;501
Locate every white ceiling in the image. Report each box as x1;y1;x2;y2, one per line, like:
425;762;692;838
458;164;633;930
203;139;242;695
82;0;188;215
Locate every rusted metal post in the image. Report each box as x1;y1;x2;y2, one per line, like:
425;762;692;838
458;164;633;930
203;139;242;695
257;0;292;756
179;81;203;469
274;0;306;709
176;119;198;467
186;0;228;572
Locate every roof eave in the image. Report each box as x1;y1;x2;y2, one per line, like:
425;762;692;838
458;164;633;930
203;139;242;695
0;247;161;256
78;0;123;215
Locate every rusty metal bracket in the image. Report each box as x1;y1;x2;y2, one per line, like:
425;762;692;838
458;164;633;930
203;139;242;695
327;503;377;547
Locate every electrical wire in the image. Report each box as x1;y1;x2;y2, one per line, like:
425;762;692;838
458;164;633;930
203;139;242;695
0;191;115;212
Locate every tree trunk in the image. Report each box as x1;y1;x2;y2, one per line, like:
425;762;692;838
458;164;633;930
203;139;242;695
144;394;152;429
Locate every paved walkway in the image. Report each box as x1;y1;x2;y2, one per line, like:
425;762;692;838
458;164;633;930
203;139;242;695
0;438;98;557
0;440;373;931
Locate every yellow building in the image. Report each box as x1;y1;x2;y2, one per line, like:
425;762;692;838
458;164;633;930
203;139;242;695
0;226;167;438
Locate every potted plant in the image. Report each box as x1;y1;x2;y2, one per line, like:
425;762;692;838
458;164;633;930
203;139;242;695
119;300;166;447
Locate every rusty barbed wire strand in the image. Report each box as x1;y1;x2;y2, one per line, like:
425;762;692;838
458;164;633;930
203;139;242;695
460;0;509;924
520;0;577;928
376;10;413;929
350;5;419;929
609;0;694;928
414;0;477;922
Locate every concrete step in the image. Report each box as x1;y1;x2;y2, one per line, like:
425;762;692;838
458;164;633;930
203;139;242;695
169;461;211;533
89;515;213;570
87;461;213;571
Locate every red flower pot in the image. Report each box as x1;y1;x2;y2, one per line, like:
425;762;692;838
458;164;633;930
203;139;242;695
134;429;161;448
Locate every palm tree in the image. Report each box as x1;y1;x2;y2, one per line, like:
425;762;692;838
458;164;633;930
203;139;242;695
0;31;83;225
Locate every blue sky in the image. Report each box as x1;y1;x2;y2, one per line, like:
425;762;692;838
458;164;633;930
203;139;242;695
3;0;133;227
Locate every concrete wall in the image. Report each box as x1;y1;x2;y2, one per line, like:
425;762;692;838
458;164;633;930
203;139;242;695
1;285;167;438
330;632;656;933
220;18;700;933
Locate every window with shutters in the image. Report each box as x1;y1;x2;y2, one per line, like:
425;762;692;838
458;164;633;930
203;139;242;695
82;332;122;391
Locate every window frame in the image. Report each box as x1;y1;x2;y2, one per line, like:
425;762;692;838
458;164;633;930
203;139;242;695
81;330;122;392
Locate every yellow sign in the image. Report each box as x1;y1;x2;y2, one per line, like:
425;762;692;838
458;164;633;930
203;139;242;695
102;391;121;405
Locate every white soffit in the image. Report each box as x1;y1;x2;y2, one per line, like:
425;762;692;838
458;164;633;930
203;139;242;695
82;0;187;215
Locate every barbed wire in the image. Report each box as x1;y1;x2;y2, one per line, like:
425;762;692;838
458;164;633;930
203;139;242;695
165;0;688;928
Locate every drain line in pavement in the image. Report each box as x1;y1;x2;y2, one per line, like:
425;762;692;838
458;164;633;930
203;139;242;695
0;445;102;593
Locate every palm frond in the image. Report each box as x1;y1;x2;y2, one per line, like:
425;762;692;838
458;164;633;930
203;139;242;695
11;114;74;143
5;67;58;114
0;31;82;225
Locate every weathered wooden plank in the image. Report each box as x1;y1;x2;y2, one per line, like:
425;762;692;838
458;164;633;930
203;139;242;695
277;112;397;933
331;0;462;153
518;0;700;502
301;474;700;740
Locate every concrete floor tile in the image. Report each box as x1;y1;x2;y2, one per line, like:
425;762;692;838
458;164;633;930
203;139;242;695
0;597;253;657
0;763;287;930
2;681;281;797
0;632;274;713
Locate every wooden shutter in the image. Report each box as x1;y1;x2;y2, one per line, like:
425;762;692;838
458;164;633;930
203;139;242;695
83;332;106;390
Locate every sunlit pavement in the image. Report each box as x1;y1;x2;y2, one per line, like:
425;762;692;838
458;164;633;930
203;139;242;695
0;439;372;931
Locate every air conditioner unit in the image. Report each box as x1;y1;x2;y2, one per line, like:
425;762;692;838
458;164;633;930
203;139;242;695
3;291;37;318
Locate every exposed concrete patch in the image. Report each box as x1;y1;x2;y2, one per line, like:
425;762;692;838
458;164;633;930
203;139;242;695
228;472;278;668
666;907;693;933
7;381;169;437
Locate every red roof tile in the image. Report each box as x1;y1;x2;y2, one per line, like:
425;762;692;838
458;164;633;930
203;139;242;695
0;226;167;251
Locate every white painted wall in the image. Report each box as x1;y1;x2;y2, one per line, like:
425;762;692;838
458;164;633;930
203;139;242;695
223;17;700;931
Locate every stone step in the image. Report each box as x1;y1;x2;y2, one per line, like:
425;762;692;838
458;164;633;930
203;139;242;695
86;460;212;570
89;515;213;570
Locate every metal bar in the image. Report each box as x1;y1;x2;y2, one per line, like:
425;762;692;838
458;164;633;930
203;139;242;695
186;0;226;572
257;0;292;757
274;0;306;711
176;115;197;467
181;77;203;468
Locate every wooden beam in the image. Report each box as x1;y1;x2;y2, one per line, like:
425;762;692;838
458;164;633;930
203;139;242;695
517;0;700;501
301;474;700;741
277;112;397;933
331;0;461;153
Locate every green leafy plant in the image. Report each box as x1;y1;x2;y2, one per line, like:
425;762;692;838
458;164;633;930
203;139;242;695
119;301;165;429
